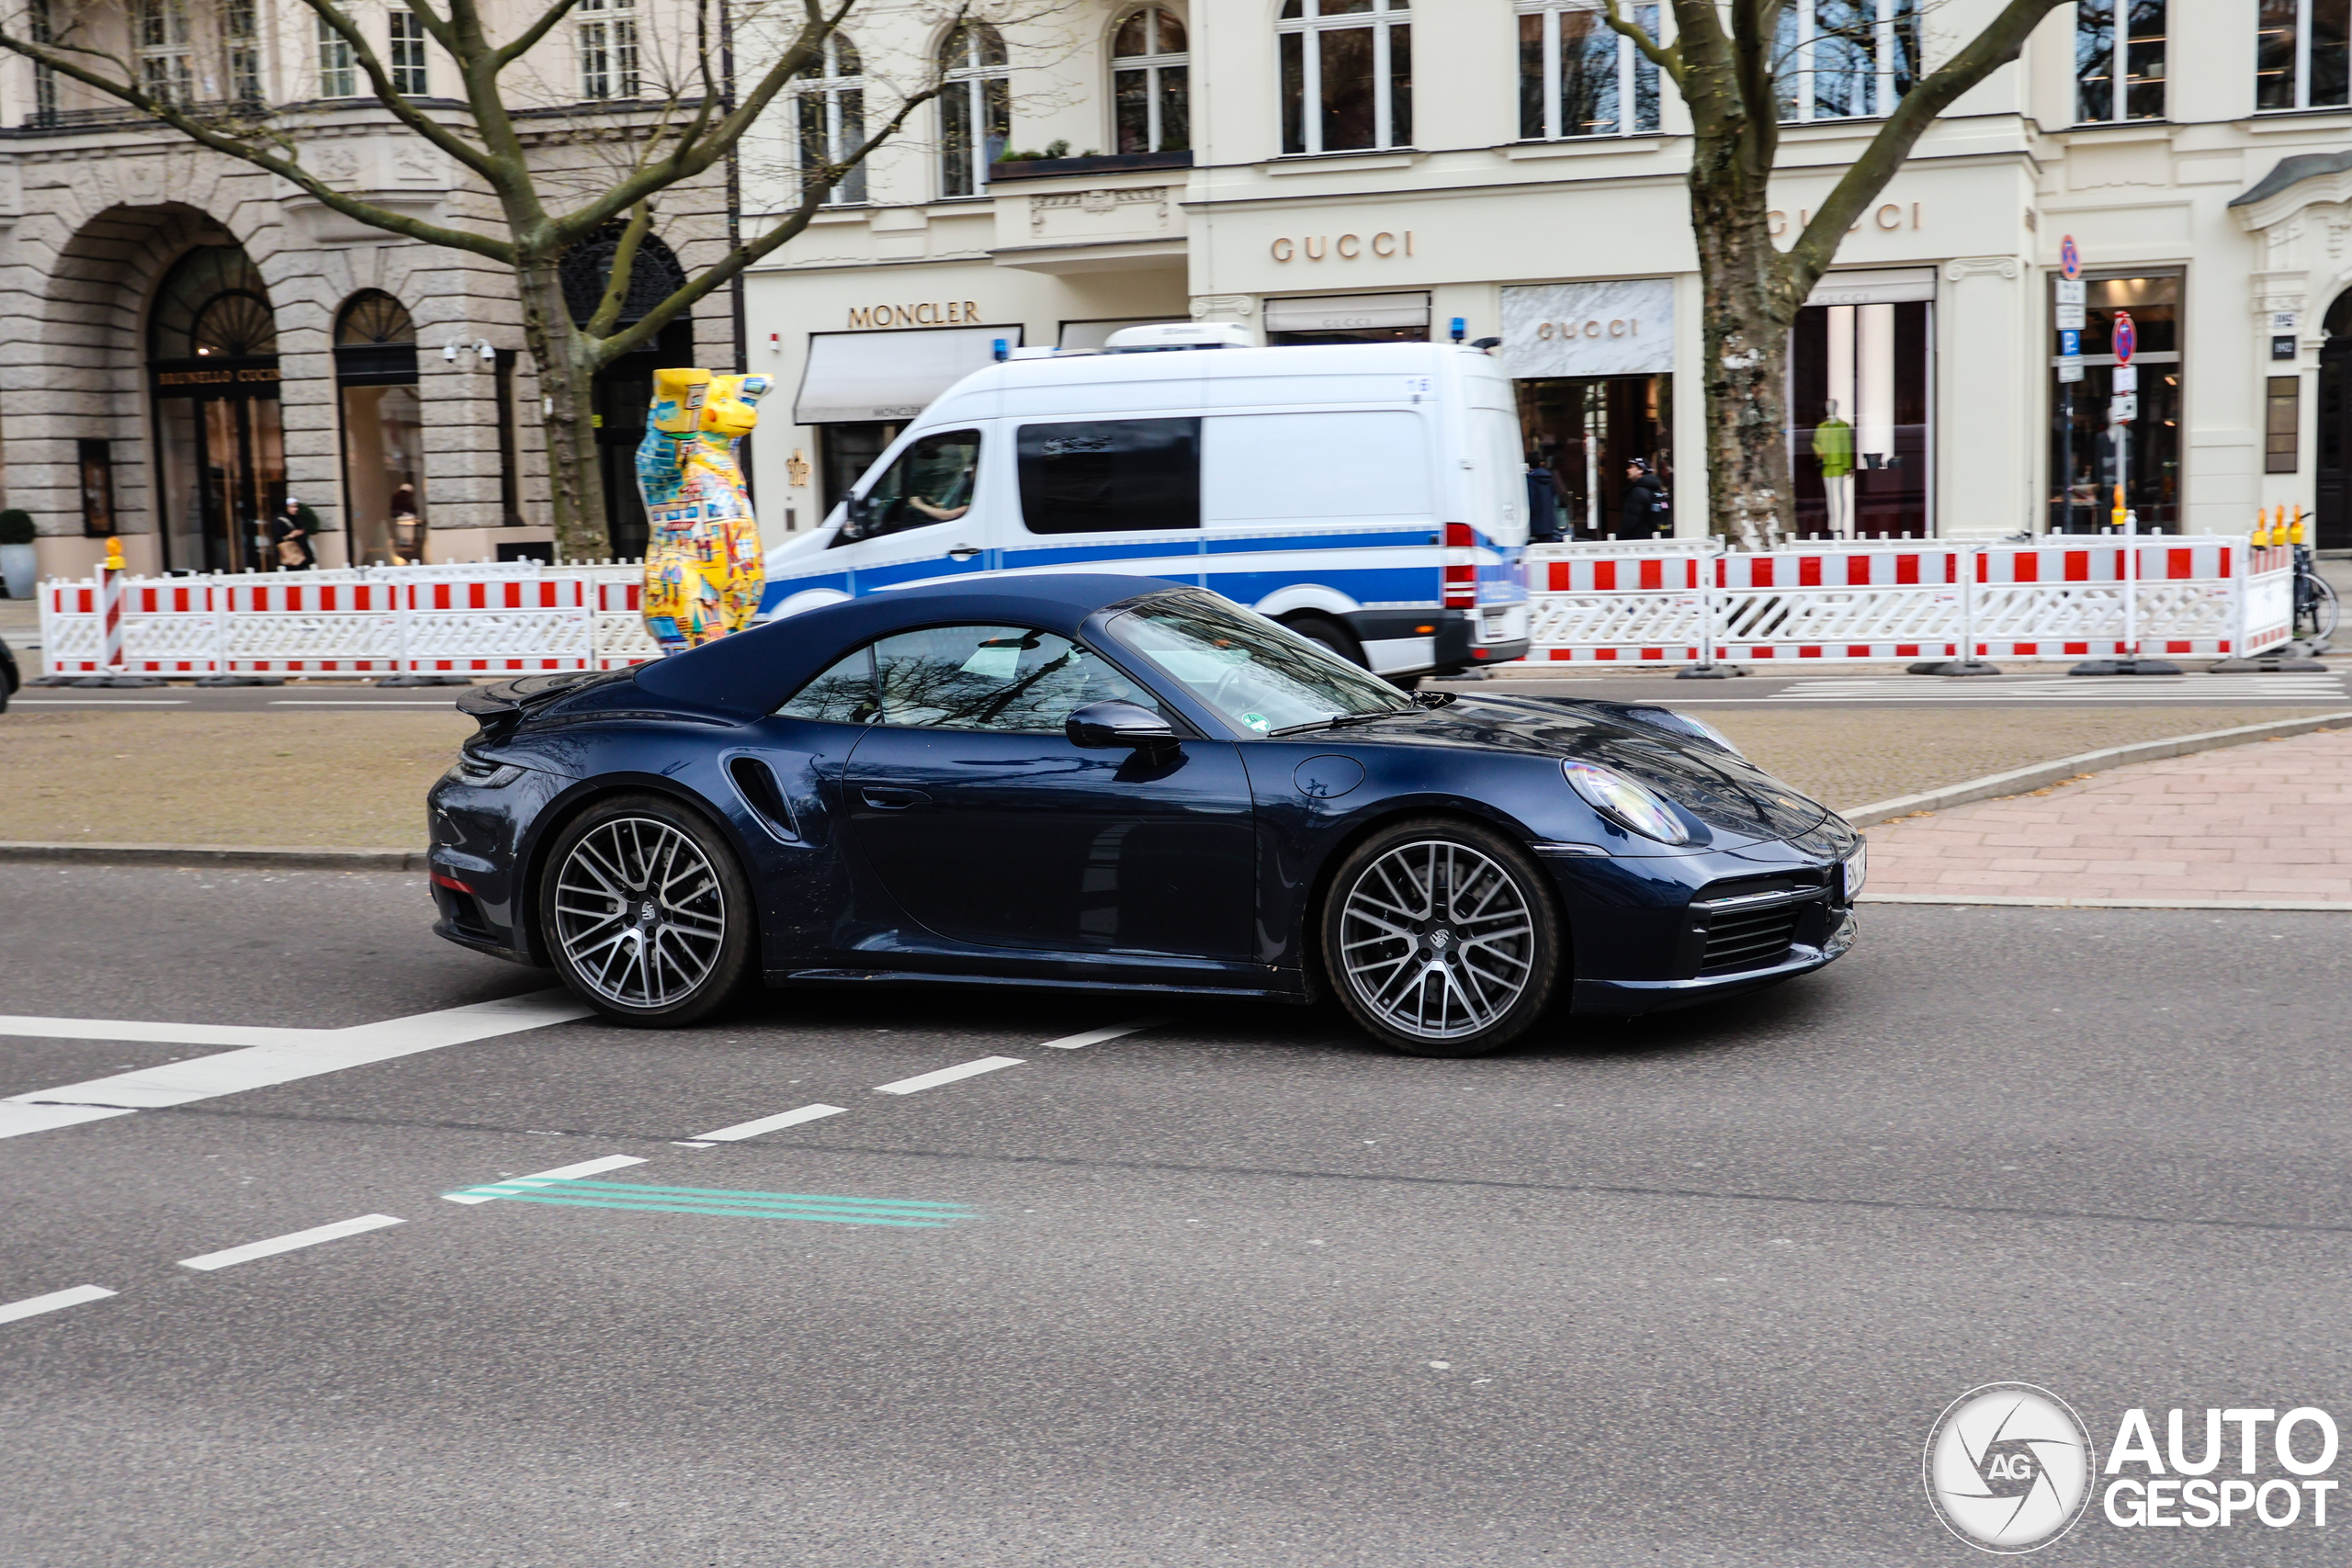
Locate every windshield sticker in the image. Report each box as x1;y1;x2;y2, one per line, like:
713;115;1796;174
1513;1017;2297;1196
1242;712;1270;733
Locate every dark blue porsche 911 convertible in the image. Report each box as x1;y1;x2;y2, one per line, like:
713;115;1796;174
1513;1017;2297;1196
428;574;1861;1057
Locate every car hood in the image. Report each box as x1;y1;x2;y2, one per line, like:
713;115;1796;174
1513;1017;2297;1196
1342;694;1834;844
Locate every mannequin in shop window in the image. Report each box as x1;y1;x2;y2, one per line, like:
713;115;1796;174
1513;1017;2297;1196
1814;400;1855;537
389;484;424;564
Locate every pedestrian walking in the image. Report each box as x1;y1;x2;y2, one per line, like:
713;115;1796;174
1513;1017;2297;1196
1618;459;1669;541
269;495;319;570
1524;453;1566;543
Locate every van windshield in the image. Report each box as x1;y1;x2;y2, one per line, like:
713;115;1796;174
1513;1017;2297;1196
1107;594;1415;737
832;429;981;547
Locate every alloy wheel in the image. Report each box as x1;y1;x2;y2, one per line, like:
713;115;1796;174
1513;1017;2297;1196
1336;839;1536;1042
551;816;729;1009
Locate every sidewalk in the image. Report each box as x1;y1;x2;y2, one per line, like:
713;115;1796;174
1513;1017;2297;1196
1864;728;2352;905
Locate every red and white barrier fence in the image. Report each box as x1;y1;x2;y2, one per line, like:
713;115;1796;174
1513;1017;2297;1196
1525;536;2295;666
40;561;661;679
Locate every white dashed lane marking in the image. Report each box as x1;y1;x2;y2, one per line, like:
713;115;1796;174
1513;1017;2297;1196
694;1103;852;1143
873;1056;1026;1096
0;1285;118;1326
178;1214;405;1272
442;1155;649;1205
1036;1016;1170;1051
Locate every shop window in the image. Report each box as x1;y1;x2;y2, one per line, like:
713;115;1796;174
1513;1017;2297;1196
1279;0;1411;156
2047;274;2182;534
1513;378;1671;539
79;440;117;537
1774;0;1917;123
1113;7;1190;153
1518;1;1659;140
578;0;639;101
317;15;356;97
2257;0;2350;111
389;10;429;96
1017;418;1200;534
796;31;868;204
2076;1;2165;123
1791;301;1929;537
495;349;524;526
2267;377;2302;474
335;290;424;565
941;23;1010;197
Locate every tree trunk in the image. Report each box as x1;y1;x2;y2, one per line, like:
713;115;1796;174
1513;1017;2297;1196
1688;141;1802;552
515;260;614;563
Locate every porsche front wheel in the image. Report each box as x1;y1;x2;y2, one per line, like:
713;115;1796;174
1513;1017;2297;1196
539;794;754;1026
1321;818;1563;1057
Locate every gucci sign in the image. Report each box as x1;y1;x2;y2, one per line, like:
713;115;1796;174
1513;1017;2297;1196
1271;231;1417;263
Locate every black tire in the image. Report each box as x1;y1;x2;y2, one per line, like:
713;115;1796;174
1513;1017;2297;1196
537;792;756;1026
1281;612;1367;668
1319;816;1563;1058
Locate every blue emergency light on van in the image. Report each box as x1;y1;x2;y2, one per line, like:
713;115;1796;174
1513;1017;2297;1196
762;328;1532;682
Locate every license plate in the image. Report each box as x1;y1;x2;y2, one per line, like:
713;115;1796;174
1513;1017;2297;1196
1842;844;1868;899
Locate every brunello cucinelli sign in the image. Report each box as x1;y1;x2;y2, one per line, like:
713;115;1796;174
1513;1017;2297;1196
153;366;282;387
1499;279;1674;378
1270;231;1417;262
846;301;984;329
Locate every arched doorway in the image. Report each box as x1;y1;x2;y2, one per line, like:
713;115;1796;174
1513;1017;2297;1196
561;224;693;558
336;290;424;564
149;243;283;572
2316;290;2352;550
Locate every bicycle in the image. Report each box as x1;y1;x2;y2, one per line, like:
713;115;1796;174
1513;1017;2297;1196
2293;543;2340;645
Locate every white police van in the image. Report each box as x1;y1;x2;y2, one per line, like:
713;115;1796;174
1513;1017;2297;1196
762;325;1532;681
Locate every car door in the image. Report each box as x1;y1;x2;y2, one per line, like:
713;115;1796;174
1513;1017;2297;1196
841;622;1255;961
831;427;995;593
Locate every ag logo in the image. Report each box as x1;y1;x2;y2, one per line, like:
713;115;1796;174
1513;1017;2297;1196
1924;1383;2095;1552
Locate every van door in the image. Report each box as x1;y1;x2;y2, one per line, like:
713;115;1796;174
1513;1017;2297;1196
1001;416;1204;582
829;425;995;593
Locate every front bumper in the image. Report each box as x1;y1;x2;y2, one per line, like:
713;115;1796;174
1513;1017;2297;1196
1572;910;1856;1014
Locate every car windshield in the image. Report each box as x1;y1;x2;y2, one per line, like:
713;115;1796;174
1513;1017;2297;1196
1106;594;1414;736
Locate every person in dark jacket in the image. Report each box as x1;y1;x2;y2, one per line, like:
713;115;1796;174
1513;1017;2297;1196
267;495;320;570
1618;459;1669;540
1524;454;1566;543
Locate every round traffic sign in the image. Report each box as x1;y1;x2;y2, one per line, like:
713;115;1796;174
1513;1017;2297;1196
2059;235;2081;280
2113;310;2136;365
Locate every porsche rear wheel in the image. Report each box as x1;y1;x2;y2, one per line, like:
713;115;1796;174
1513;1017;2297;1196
540;794;754;1026
1321;818;1562;1057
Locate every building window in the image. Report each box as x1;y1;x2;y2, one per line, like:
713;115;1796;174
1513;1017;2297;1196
2256;0;2350;111
390;11;429;96
2076;1;2165;122
1791;299;1930;537
1279;0;1411;156
317;16;356;97
579;0;639;101
1113;7;1189;153
223;0;259;102
1774;0;1917;123
29;0;58;120
135;0;192;105
334;291;424;565
1518;1;1659;140
2267;376;2302;474
940;22;1010;197
796;31;868;204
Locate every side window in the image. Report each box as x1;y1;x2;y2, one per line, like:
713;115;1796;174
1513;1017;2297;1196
775;645;880;723
871;623;1159;732
831;428;982;547
1016;417;1200;535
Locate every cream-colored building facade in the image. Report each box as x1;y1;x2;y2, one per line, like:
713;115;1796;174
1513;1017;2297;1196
742;0;2352;549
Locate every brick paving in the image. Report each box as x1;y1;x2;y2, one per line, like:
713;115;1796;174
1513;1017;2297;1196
1863;728;2352;905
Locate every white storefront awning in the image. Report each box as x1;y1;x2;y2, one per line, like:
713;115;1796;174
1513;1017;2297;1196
1804;267;1939;307
1261;291;1431;333
792;325;1023;424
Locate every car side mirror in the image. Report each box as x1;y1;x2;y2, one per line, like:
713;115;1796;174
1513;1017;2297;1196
1067;700;1176;750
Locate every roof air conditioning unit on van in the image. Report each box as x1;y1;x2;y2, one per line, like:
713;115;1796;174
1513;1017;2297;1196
1102;321;1253;352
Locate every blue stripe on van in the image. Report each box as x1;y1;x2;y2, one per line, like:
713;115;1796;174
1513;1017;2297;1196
1203;527;1430;555
999;538;1202;569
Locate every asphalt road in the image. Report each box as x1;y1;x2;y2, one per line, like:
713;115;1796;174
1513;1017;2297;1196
3;865;2349;1565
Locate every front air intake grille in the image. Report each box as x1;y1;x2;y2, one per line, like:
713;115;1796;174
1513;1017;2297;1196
1695;902;1805;976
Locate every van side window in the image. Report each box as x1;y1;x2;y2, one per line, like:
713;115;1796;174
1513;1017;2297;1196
1016;418;1201;535
831;429;982;547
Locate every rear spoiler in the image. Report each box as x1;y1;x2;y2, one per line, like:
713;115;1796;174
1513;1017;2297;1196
456;670;620;740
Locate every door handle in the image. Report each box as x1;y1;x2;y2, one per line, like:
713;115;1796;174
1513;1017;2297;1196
860;785;931;809
946;545;981;560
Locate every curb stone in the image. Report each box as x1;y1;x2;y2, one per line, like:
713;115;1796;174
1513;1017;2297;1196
0;841;425;872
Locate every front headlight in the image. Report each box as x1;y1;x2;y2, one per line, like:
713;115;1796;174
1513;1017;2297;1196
1562;760;1691;846
1842;841;1868;899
